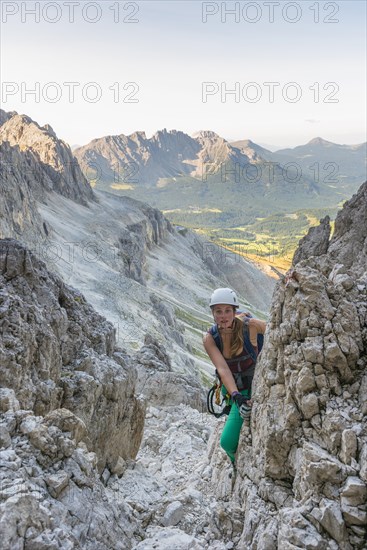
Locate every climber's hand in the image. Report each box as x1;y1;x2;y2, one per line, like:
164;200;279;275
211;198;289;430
232;392;252;420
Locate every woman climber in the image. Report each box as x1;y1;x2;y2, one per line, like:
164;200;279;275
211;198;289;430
203;287;266;465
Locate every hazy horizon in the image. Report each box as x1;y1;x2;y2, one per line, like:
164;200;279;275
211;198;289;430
64;128;365;152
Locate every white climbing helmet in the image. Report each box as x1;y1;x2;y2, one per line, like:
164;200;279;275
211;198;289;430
209;288;239;308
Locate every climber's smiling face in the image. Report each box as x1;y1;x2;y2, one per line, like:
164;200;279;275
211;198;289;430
212;304;236;330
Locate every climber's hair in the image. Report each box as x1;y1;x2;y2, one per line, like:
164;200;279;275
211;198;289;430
230;316;244;357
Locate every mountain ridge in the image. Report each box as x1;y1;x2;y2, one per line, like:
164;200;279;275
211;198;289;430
73;124;365;198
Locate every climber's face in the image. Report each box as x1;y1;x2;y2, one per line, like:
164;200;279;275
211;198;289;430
212;304;236;329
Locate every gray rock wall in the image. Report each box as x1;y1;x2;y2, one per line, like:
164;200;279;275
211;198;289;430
0;239;145;469
328;181;367;278
0;239;146;549
0;141;47;240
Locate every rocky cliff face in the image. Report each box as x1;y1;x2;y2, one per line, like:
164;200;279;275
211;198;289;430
0;239;145;549
0;110;94;207
0;239;241;550
210;182;367;549
293;215;331;266
0;239;145;468
0;140;46;241
328;182;367;278
0;111;175;287
0;109;17;126
189;130;251;179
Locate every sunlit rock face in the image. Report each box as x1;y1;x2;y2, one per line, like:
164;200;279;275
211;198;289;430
0;110;94;207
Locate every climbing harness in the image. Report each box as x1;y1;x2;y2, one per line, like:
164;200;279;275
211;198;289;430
207;381;231;418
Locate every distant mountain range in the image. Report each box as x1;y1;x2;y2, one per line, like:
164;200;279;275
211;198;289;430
74;131;366;189
261;137;366;191
73;129;366;223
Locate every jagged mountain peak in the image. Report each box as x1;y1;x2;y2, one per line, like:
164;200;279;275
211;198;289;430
152;128;193;143
83;133;121;147
192;129;226;142
0;108;18;126
0;110;94;210
42;123;57;138
328;180;367;276
230;138;272;161
292;181;367;274
307;136;334;146
107;134;130;146
1;111;64;148
74;126;252;185
128;130;147;142
238;138;254;146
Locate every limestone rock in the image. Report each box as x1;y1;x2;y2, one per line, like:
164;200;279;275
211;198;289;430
340;477;367;507
132;527;203;549
301;393;320;419
311;498;349;546
0;239;145;470
277;508;328;550
162;501;184;526
0;239;146;548
135;335;204;410
293;215;331;265
359;444;367;482
0;389;20;413
340;430;358;465
341;504;367;527
328;181;367;278
45;471;70;498
0;140;46;241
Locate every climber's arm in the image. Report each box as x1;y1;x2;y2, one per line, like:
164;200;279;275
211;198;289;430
202;332;238;395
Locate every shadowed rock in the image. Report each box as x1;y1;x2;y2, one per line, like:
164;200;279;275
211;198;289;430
0;239;145;470
328;181;367;278
292;215;331;265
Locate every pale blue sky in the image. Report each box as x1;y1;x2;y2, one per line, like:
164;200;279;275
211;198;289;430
1;1;366;147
